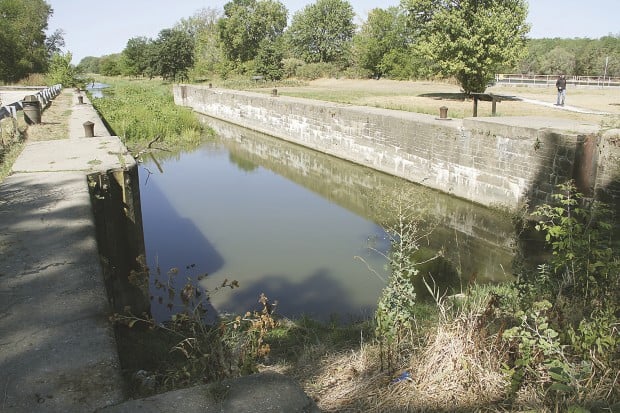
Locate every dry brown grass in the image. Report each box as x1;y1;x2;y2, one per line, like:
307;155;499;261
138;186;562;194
262;304;515;412
25;89;72;141
267;78;620;125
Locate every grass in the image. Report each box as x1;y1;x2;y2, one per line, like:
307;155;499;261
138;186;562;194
90;77;207;153
245;78;620;125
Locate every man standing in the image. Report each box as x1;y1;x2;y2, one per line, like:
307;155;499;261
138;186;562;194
555;74;567;106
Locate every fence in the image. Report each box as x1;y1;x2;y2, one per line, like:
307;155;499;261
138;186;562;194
0;84;62;122
0;84;62;146
495;74;620;88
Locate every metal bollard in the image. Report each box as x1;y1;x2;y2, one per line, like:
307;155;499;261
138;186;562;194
439;106;448;119
83;121;95;137
22;95;41;125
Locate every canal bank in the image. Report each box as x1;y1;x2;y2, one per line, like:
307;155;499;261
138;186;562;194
174;85;620;212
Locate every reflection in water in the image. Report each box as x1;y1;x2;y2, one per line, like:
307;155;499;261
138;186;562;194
139;116;516;322
86;82;110;99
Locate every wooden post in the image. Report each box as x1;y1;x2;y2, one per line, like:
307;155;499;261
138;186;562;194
473;96;478;117
491;98;497;116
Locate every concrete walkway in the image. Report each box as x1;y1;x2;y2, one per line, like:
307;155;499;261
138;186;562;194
0;92;130;412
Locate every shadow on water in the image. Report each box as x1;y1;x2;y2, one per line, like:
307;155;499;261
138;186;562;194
214;268;375;323
138;168;224;322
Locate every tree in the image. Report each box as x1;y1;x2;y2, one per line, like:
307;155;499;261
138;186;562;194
255;38;285;80
217;0;287;63
153;29;194;81
539;46;575;75
402;0;530;93
77;56;102;74
99;54;122;76
287;0;355;64
45;28;65;57
176;8;223;79
46;52;78;87
0;0;53;82
121;36;152;77
354;7;411;79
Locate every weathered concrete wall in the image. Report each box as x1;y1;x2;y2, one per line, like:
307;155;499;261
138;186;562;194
174;85;618;211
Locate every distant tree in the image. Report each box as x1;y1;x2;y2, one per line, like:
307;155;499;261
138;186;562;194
218;0;287;63
0;0;53;82
46;52;78;86
99;54;122;76
77;56;102;74
288;0;355;64
539;46;575;75
402;0;530;93
121;36;152;77
354;7;411;79
153;29;194;81
514;36;620;77
176;8;223;79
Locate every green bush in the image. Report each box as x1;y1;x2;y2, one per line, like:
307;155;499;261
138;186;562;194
294;62;341;80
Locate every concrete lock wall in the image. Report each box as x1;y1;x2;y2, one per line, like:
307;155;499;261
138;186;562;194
174;85;620;211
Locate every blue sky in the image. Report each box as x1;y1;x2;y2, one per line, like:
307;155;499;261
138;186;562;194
46;0;620;64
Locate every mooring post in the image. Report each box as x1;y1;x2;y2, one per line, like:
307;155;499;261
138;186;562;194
439;106;448;119
83;121;95;137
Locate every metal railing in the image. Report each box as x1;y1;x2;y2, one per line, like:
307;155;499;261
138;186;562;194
495;74;620;88
0;84;62;122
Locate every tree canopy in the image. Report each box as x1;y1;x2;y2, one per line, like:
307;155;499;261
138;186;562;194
287;0;355;64
0;0;53;83
217;0;287;63
402;0;530;93
354;7;412;79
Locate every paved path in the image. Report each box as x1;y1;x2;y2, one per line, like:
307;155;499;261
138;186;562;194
516;96;612;115
0;91;130;412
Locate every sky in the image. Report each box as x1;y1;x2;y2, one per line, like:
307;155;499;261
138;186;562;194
45;0;620;65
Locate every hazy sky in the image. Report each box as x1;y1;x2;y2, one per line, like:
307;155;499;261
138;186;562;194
45;0;620;64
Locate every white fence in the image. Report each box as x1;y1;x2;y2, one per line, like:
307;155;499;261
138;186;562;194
495;74;620;88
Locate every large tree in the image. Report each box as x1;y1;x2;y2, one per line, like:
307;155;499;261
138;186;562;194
153;29;195;81
176;8;223;78
121;36;152;77
0;0;53;82
287;0;355;64
354;7;411;79
217;0;287;63
402;0;529;93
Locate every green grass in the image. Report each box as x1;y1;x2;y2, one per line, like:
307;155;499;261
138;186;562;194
90;77;206;151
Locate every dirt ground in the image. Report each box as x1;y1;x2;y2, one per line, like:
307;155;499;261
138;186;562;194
270;78;620;125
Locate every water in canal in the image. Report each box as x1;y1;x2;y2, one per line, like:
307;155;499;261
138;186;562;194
139;115;516;322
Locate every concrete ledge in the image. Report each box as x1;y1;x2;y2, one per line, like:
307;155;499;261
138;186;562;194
97;372;320;413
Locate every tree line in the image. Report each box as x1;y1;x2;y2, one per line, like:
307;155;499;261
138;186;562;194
2;0;619;93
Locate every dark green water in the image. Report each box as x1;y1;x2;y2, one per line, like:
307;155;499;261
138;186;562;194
139;116;515;321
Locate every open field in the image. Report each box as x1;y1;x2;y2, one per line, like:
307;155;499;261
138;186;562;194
257;78;620;126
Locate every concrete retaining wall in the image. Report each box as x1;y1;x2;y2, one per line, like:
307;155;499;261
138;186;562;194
174;85;620;211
